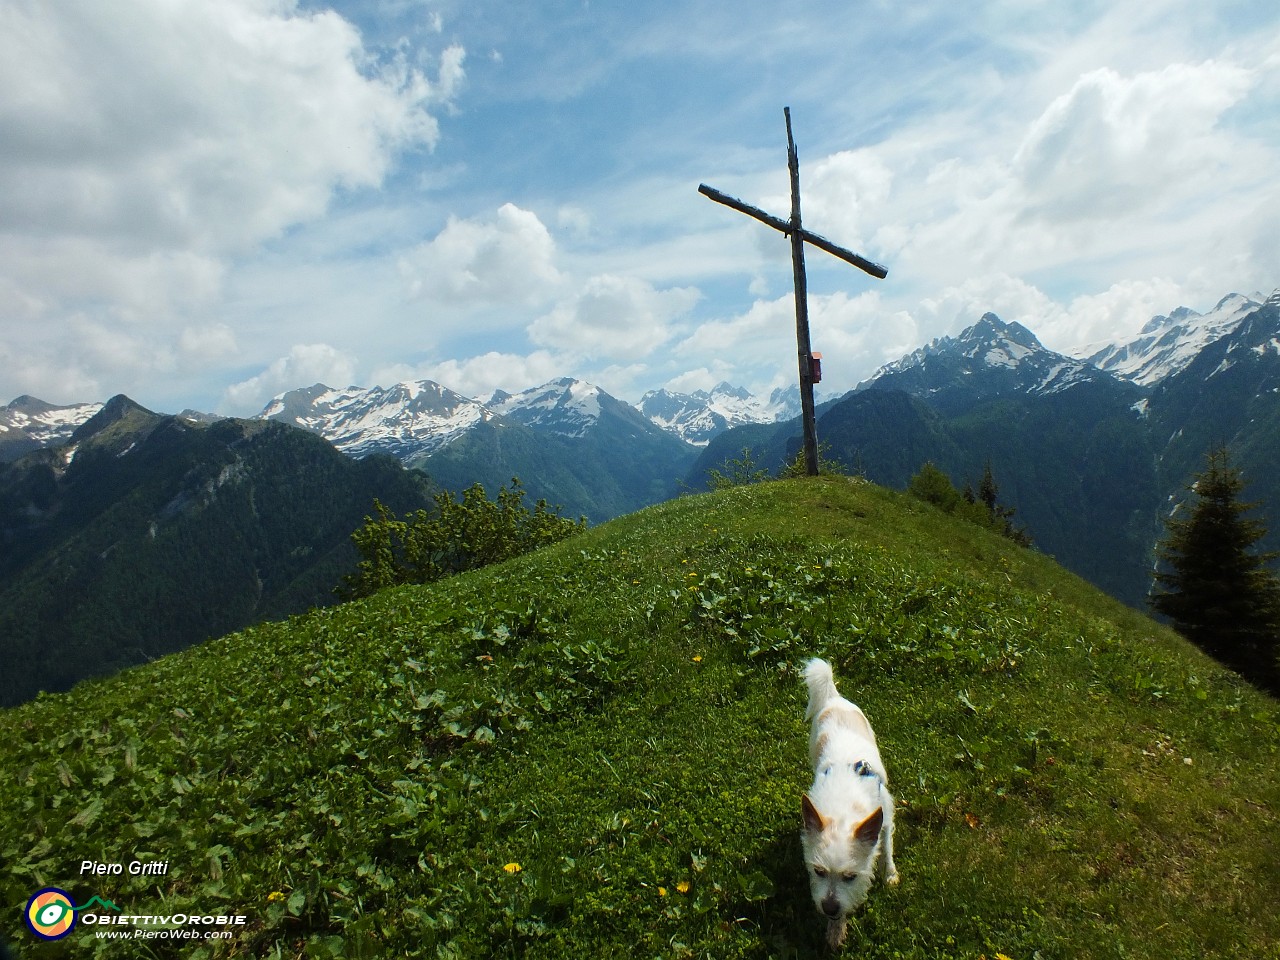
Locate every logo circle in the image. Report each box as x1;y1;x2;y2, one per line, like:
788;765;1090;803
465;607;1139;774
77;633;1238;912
25;887;77;941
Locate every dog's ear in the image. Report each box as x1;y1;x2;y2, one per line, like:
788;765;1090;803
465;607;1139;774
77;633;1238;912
802;795;828;832
853;807;884;844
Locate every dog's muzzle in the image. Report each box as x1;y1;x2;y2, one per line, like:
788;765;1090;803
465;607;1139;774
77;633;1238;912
821;896;842;918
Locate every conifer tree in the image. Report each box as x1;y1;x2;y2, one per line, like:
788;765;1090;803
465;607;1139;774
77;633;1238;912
1150;447;1280;691
974;461;1031;547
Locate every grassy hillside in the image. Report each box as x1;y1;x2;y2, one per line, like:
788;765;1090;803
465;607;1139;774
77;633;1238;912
2;477;1277;959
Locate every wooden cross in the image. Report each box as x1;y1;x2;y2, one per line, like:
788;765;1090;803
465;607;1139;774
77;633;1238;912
699;108;887;476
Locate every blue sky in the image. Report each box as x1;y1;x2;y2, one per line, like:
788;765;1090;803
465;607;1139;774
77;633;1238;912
2;0;1278;414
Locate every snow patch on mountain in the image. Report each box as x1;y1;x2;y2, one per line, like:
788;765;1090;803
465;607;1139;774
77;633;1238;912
488;377;605;439
0;395;103;460
259;381;495;458
0;396;102;439
864;313;1101;398
1078;293;1262;385
638;382;790;446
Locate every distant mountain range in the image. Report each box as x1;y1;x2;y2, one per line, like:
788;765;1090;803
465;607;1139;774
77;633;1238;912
6;285;1278;621
1082;292;1263;385
0;395;105;462
637;382;797;445
260;376;701;522
692;288;1280;607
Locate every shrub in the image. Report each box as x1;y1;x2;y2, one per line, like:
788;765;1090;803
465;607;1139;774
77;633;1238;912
339;478;585;598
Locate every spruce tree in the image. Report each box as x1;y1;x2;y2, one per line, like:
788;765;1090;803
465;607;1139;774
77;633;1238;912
1150;447;1280;691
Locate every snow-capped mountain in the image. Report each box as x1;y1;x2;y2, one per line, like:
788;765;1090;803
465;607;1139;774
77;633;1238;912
488;377;609;439
255;375;699;522
1184;289;1280;384
638;382;790;446
259;380;495;459
859;313;1115;413
1080;292;1264;385
0;395;104;462
261;376;664;454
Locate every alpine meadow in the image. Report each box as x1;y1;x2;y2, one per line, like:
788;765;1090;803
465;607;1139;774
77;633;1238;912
2;477;1278;959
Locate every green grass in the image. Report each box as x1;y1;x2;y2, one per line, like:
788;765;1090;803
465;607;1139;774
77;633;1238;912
2;477;1278;959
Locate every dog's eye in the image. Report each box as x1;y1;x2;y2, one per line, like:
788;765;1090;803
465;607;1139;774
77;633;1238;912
840;872;858;883
812;867;828;879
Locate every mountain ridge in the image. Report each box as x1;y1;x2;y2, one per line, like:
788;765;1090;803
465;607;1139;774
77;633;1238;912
861;311;1135;414
695;294;1280;608
1081;292;1264;385
14;286;1276;464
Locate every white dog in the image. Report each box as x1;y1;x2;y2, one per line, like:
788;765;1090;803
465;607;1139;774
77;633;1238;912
801;657;899;949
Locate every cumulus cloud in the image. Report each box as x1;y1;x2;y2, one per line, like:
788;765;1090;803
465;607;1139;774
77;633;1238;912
399;203;563;306
916;275;1061;336
372;349;567;400
1012;61;1255;220
802;148;895;248
670;288;904;393
1051;277;1190;351
179;323;239;361
676;295;794;367
530;275;700;361
0;0;460;404
0;0;457;256
222;343;358;414
910;273;1196;356
663;365;738;394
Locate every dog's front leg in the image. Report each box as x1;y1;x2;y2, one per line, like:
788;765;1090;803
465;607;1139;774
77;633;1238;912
879;813;900;887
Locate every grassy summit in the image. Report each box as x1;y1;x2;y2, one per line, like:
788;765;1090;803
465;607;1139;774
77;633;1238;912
2;477;1277;958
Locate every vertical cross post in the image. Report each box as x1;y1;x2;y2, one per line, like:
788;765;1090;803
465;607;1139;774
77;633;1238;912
698;108;887;478
785;108;820;477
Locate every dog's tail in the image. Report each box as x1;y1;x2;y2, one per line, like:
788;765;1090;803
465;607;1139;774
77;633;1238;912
803;657;840;721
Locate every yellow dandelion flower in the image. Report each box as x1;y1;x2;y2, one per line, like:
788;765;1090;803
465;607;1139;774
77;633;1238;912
676;880;691;894
503;862;522;874
692;655;703;663
267;891;285;903
658;886;668;897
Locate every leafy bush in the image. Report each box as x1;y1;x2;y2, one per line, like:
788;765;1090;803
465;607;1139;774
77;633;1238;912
909;460;1031;546
704;447;771;490
340;478;585;598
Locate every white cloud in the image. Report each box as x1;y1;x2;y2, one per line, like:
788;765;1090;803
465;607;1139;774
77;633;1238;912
179;323;239;361
801;148;895;249
1012;61;1255;221
0;0;459;406
909;274;1194;357
0;338;101;405
374;349;566;400
677;295;793;363
399;203;563;306
917;275;1060;335
1051;277;1189;352
663;366;737;394
530;275;700;361
0;0;455;256
223;343;358;414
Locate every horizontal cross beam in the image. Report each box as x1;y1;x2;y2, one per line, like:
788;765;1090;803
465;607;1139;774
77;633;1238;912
697;183;888;280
